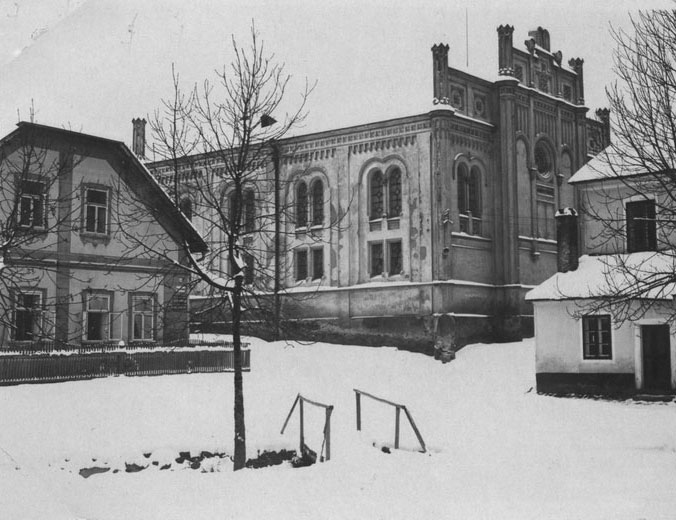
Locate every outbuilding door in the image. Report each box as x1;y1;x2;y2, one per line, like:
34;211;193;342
641;325;672;393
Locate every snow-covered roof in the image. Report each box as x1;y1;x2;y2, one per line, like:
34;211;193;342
525;252;676;301
569;145;651;184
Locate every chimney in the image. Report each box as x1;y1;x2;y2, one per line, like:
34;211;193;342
431;44;450;101
556;207;579;273
132;118;146;159
497;25;514;76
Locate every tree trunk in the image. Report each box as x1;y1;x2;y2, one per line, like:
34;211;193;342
231;283;246;471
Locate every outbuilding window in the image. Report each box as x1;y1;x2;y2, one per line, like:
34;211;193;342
626;199;656;253
582;315;612;360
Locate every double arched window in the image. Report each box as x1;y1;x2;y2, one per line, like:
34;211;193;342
295;178;324;227
457;164;482;235
369;168;402;220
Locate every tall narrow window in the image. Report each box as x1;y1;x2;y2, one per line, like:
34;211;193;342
295;249;308;281
311;248;324;280
626;199;657;253
370;171;384;219
582;315;612;360
85;188;108;234
243;189;255;234
388;240;402;276
243;252;255;285
369;242;384;277
14;292;42;341
388;168;402;216
311;180;324;226
296;182;308;227
85;293;110;341
131;294;155;341
19;181;45;229
458;164;482;235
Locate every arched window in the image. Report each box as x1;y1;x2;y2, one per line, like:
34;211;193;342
457;163;482;235
179;197;193;221
370;170;384;219
534;140;554;176
311;179;324;226
296;181;308;227
388;168;402;216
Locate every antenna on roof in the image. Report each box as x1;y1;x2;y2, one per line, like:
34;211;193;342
465;8;469;68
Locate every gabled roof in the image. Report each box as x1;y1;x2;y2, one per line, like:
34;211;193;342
1;122;207;254
569;145;667;184
525;252;676;302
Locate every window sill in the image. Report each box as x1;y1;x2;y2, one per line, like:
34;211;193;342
451;232;491;242
80;231;111;245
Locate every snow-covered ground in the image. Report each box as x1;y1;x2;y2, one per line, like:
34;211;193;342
2;337;675;519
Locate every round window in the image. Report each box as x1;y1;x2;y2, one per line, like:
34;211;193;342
534;141;553;176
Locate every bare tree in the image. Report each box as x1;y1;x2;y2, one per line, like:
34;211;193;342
577;10;676;322
120;26;318;470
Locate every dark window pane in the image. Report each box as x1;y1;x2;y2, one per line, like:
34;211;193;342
370;242;383;277
457;164;469;215
86;206;97;232
244;252;254;285
87;313;104;340
469;168;481;216
296;183;308;227
244;189;255;233
296;250;308;281
627;199;656;253
20;197;33;226
388;241;402;275
312;248;323;280
87;189;107;205
96;207;107;234
179;198;193;221
370;171;384;219
311;180;324;225
388;169;402;216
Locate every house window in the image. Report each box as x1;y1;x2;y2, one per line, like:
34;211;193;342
84;188;109;234
369;168;402;221
536;183;556;240
19;180;45;229
295;249;308;281
85;293;111;341
296;182;308;227
14;292;42;341
626;199;656;253
311;179;324;226
582;315;612;360
457;164;482;235
534;141;554;176
131;294;155;341
311;247;324;280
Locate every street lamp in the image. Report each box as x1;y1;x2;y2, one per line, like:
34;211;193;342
261;115;281;341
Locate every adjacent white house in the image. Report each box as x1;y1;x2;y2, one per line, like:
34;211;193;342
526;147;676;395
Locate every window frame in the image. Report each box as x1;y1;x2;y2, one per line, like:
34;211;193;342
81;185;111;237
13;289;45;342
457;163;483;236
625;197;657;253
582;315;613;360
83;290;113;342
18;180;46;230
294;246;325;282
130;292;156;342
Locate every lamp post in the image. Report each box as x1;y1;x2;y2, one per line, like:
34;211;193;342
261;114;280;341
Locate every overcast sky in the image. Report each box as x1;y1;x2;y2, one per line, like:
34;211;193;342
0;0;672;151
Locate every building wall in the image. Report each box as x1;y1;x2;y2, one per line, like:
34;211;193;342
534;299;676;394
0;137;190;347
